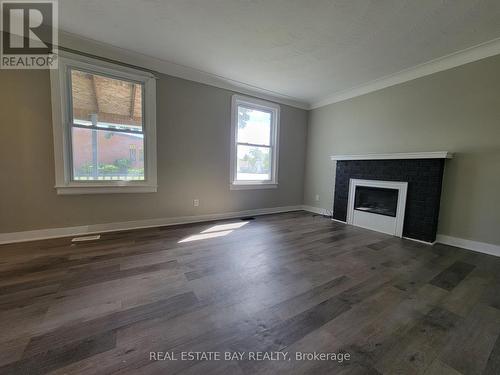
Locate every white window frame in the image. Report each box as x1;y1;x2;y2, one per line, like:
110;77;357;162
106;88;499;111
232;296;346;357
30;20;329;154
230;95;280;190
50;51;157;195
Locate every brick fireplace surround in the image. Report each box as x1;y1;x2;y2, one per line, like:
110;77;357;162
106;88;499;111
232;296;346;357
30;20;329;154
331;152;453;243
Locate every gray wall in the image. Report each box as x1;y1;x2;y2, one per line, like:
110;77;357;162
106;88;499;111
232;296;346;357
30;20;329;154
0;69;307;233
304;54;500;246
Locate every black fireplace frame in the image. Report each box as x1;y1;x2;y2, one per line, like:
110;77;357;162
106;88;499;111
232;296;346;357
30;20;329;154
354;185;399;218
333;159;445;243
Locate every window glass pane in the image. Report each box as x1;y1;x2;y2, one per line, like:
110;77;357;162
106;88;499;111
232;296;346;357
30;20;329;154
236;145;271;181
71;69;143;132
72;127;144;181
237;105;271;146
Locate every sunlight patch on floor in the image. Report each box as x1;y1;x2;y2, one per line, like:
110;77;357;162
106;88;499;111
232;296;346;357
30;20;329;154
178;221;249;243
201;221;248;233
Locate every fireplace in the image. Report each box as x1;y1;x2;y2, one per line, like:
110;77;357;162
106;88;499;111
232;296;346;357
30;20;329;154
347;179;408;237
354;186;398;217
331;152;452;242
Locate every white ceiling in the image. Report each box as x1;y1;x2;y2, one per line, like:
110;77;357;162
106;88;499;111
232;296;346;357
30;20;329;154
59;0;500;108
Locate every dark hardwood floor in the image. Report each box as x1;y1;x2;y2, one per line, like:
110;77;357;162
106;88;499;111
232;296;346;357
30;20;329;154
1;211;500;374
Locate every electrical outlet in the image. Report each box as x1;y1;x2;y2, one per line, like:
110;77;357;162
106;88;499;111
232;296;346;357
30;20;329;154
193;199;200;207
315;194;320;202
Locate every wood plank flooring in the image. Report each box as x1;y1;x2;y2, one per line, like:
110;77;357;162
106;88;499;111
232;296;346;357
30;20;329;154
1;211;500;374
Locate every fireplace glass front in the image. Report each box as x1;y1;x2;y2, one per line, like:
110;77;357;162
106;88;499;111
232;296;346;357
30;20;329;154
354;186;398;217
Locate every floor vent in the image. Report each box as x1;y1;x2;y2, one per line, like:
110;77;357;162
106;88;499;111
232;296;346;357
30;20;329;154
71;235;101;243
241;217;255;221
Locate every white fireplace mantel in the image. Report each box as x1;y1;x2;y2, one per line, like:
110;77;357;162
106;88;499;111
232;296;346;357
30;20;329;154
330;151;453;161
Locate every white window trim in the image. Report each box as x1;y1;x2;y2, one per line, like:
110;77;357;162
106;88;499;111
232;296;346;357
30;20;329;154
50;51;157;195
230;95;280;190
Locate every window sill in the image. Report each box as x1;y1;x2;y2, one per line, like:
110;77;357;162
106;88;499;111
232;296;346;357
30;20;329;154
55;185;157;195
230;183;278;190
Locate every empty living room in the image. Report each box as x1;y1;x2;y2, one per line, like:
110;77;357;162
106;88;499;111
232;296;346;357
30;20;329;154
1;1;500;374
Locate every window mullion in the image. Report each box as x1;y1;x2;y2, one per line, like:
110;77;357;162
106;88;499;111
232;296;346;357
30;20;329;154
236;142;271;148
71;123;144;136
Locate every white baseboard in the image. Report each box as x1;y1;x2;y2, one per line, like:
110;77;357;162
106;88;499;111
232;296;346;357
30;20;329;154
402;236;435;246
302;205;329;216
5;206;498;259
0;205;302;245
301;206;500;255
436;235;500;257
301;205;347;224
330;218;347;224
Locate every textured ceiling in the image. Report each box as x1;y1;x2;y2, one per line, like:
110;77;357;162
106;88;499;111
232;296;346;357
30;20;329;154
59;0;500;107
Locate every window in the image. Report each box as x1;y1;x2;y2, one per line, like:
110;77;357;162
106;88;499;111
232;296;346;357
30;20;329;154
51;52;157;194
230;95;280;189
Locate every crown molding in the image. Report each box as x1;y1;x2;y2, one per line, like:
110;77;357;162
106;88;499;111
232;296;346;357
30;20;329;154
53;31;500;111
311;37;500;109
58;31;309;110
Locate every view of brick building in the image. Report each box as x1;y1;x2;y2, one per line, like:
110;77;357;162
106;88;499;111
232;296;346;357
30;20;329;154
72;129;144;175
70;69;145;180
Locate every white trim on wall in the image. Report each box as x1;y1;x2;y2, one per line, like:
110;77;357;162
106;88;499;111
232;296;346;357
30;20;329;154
51;50;158;194
311;37;500;109
229;95;280;190
402;237;435;246
0;205;302;245
301;205;330;216
436;235;500;258
4;206;499;259
301;206;500;257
